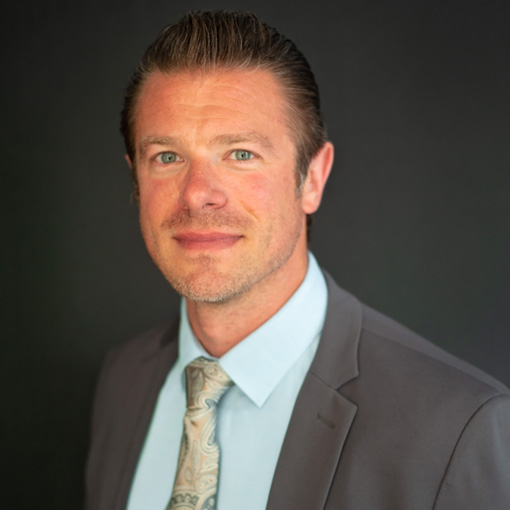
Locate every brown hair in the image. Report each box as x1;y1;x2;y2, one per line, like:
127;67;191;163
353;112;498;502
121;10;328;237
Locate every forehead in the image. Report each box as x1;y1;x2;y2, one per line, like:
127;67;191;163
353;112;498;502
133;68;294;147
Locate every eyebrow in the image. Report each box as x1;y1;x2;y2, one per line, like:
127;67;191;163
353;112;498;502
139;136;180;160
138;132;275;159
211;132;275;152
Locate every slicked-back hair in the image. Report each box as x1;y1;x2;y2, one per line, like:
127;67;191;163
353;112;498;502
121;10;328;238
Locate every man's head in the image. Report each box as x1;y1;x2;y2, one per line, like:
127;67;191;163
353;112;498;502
122;11;333;305
121;10;327;201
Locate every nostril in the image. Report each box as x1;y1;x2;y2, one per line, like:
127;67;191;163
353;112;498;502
179;174;227;211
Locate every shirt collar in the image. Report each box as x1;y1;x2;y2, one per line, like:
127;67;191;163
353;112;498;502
177;252;328;407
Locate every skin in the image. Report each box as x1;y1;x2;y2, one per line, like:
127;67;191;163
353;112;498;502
128;68;333;356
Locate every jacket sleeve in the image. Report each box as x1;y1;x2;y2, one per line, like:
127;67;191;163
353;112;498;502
85;346;121;510
434;394;510;509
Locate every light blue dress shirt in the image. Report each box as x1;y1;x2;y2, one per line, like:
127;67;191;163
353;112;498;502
127;253;328;510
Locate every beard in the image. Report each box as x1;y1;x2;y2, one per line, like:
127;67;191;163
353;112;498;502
147;207;303;304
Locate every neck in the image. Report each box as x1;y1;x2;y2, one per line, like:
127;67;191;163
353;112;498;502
186;249;309;358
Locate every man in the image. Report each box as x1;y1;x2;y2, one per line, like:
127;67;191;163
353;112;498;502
86;10;510;510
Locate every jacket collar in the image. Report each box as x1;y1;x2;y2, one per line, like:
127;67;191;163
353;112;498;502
310;270;361;389
267;272;362;509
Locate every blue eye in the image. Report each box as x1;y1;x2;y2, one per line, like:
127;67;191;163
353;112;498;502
158;152;179;164
232;150;254;161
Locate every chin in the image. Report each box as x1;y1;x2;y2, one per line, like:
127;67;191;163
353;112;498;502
165;269;250;304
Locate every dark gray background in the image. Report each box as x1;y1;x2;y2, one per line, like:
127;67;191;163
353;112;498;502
2;0;509;507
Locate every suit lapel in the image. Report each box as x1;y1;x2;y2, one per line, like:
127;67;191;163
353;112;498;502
267;273;362;509
112;322;179;510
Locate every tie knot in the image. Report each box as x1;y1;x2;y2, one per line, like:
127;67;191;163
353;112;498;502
185;357;233;410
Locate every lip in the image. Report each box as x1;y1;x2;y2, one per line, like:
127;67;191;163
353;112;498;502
173;231;243;250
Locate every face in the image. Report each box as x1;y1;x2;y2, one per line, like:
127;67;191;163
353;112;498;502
131;68;328;304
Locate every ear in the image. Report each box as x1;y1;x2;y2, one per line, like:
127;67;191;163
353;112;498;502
300;142;334;214
125;154;133;169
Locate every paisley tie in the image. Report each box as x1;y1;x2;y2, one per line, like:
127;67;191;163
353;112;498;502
167;357;233;510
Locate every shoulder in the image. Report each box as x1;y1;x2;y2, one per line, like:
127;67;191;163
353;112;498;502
319;271;509;443
321;270;508;398
358;303;508;396
356;308;510;508
319;273;510;507
103;318;179;374
91;318;180;420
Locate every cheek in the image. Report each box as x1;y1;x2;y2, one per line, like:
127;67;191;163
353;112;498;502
139;177;178;221
235;180;273;224
138;181;178;254
236;173;296;220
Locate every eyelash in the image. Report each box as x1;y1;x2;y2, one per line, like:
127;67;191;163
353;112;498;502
154;152;180;164
228;149;256;161
151;149;259;165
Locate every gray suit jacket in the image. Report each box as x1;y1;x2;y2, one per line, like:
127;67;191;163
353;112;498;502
86;273;510;509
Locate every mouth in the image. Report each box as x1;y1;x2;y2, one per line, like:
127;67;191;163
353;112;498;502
173;231;243;251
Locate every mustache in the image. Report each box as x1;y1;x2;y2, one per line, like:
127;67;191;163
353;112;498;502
162;209;253;230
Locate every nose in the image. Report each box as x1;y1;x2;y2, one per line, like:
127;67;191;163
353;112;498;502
178;162;227;211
